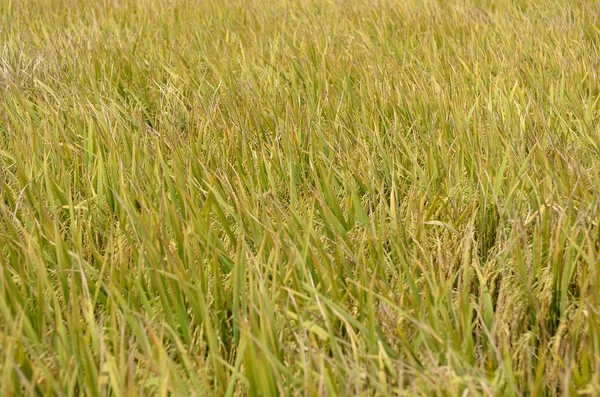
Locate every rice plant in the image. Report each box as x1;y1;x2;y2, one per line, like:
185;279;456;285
1;0;599;395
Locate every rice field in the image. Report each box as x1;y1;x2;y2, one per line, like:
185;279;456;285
1;0;599;395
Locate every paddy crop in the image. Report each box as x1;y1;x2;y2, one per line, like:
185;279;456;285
1;0;599;395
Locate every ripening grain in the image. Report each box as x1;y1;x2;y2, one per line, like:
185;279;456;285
1;0;599;395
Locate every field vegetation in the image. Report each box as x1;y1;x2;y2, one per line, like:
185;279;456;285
1;0;600;395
